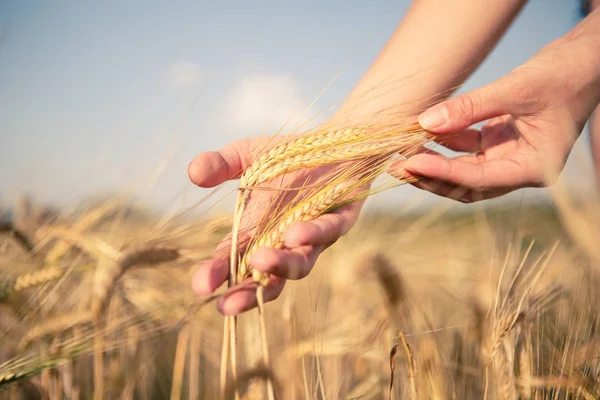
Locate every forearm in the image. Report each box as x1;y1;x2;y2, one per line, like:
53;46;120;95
334;0;527;125
557;7;600;126
586;2;600;187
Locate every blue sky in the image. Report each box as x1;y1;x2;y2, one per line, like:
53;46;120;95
0;0;591;216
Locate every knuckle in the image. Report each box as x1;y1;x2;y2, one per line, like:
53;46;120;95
452;94;480;122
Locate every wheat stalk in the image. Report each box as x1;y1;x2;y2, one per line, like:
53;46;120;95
91;246;179;399
221;116;432;399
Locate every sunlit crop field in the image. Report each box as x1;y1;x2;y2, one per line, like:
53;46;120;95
1;185;600;399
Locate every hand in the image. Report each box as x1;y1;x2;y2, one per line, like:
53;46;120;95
391;36;600;203
188;137;364;315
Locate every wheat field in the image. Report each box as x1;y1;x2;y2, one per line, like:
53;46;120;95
1;178;600;399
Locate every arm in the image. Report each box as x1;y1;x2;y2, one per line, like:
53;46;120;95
587;0;600;189
335;0;527;122
396;5;600;202
189;0;528;315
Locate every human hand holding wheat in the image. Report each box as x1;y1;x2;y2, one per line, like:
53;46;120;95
188;136;364;315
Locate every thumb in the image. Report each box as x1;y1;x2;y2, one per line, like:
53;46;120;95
188;139;255;188
419;76;515;133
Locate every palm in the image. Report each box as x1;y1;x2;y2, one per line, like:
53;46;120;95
188;137;363;315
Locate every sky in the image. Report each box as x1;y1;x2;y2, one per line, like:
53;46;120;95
0;0;592;217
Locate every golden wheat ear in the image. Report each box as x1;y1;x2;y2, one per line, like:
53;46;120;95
241;122;432;190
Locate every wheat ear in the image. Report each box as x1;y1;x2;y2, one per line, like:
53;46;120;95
91;247;179;316
0;266;65;301
238;183;348;283
241;127;369;187
92;246;179;400
241;124;430;189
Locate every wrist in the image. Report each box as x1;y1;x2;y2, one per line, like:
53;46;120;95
562;10;600;98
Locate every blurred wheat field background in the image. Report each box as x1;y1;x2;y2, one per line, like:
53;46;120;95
2;178;600;399
0;3;597;398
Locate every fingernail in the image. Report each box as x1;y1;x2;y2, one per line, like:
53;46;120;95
419;104;449;130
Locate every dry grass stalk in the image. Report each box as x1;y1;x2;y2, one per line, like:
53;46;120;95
170;326;189;400
188;324;202;400
399;330;417;400
389;344;398;400
256;287;275;400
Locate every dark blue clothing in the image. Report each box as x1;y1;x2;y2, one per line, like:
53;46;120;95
580;0;591;17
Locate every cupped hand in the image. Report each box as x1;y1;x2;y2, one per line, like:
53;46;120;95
391;36;600;202
188;136;364;315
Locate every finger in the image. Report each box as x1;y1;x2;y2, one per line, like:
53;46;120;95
188;140;254;188
217;275;286;316
410;178;470;202
249;244;324;280
418;75;516;133
191;257;229;296
403;153;540;190
433;128;481;153
388;141;480;181
191;230;251;296
283;202;361;248
411;178;513;203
